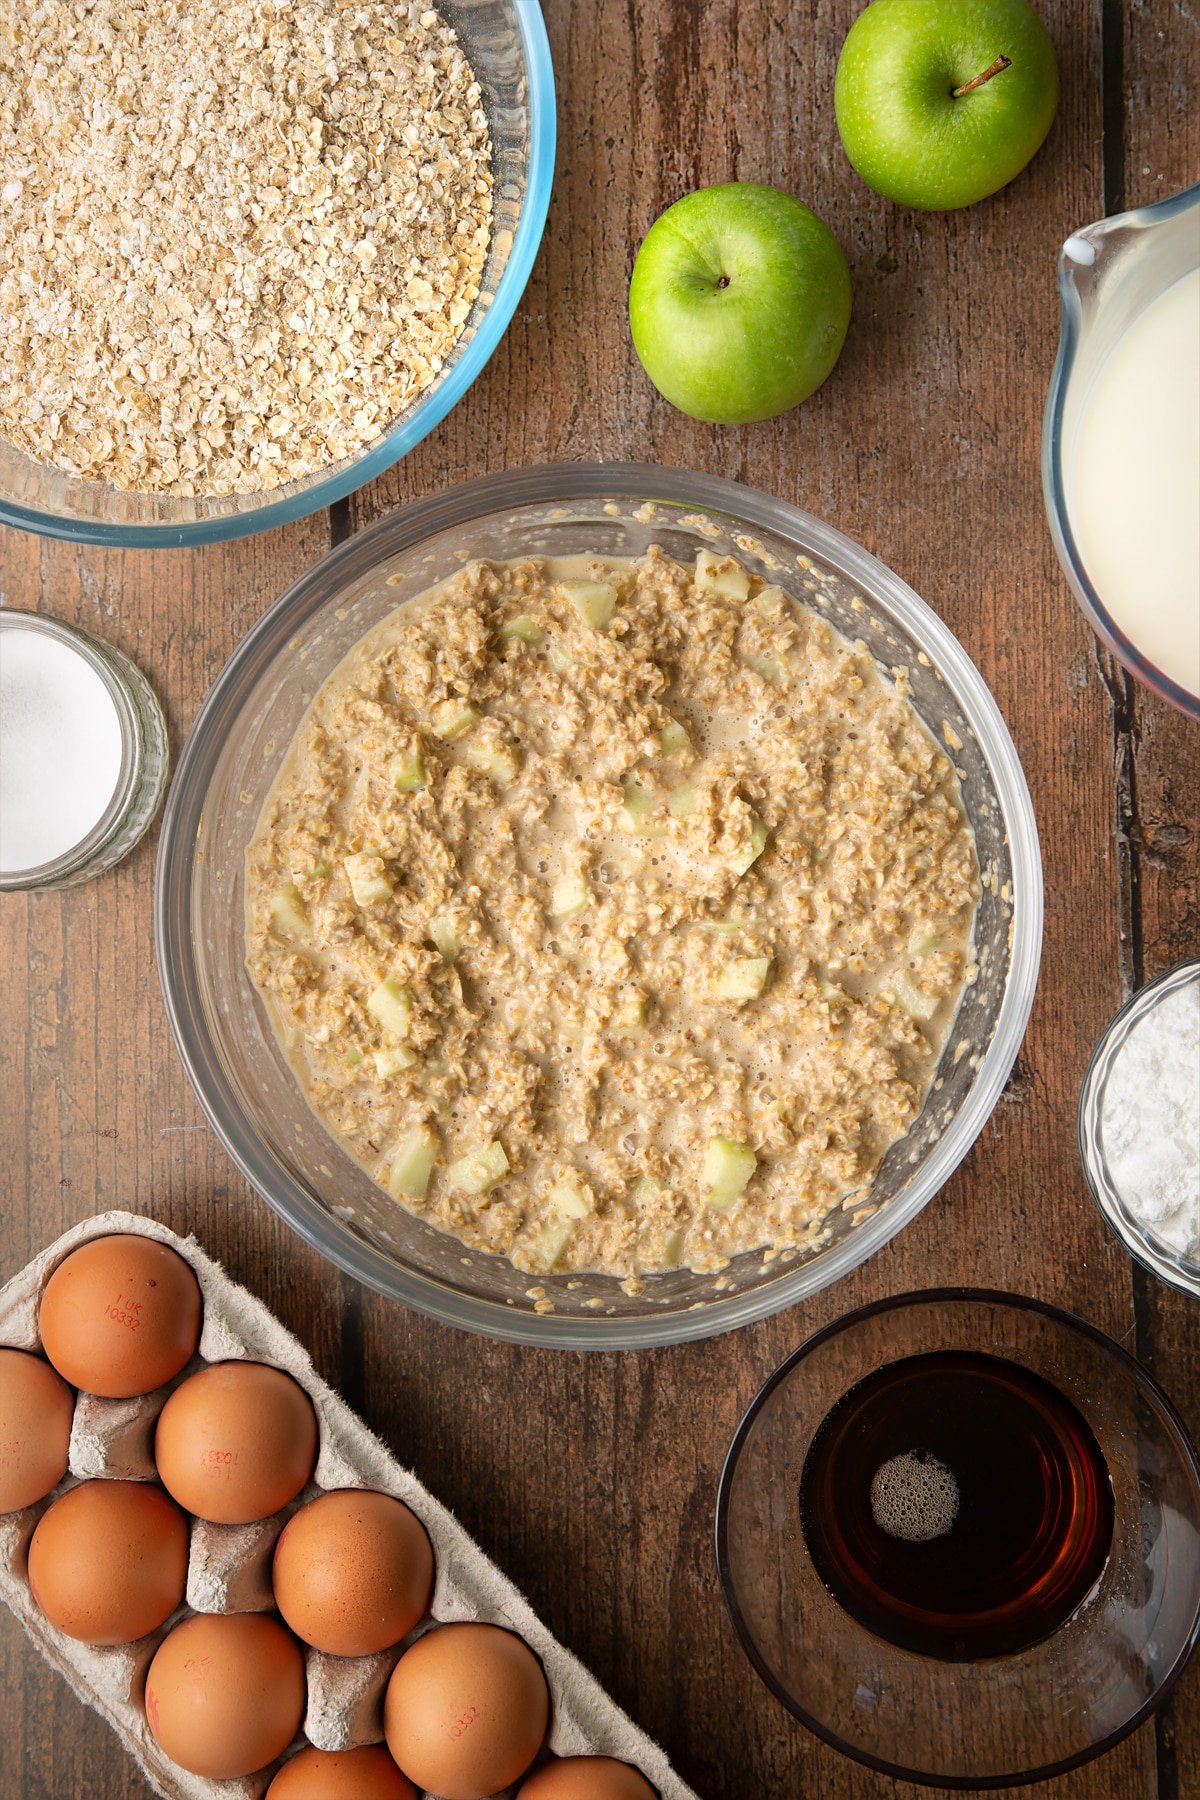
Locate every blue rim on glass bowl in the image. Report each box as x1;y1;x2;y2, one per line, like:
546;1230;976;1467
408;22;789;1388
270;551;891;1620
1042;180;1200;720
0;1;556;549
154;462;1043;1348
1078;958;1200;1301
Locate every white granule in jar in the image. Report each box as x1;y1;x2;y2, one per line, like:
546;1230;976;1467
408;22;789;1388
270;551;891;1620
0;622;124;874
1100;980;1200;1261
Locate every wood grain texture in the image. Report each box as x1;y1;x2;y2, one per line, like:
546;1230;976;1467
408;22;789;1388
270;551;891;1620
0;3;1196;1797
1113;12;1200;1800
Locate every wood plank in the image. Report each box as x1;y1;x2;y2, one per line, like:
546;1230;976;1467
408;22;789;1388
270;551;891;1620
352;1;1155;1795
0;521;333;1800
1116;9;1200;1800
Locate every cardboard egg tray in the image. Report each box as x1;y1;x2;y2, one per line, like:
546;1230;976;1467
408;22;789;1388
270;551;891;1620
0;1212;700;1800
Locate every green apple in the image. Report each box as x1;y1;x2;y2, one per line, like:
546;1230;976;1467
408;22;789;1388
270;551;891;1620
835;0;1059;211
628;183;852;425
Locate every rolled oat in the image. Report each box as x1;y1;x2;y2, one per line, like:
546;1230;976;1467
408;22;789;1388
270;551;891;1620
0;0;493;494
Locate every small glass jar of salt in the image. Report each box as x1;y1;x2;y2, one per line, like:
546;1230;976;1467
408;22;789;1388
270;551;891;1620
0;613;168;891
1079;959;1200;1297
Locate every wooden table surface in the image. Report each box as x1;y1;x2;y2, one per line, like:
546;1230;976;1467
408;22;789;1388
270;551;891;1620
2;3;1197;1796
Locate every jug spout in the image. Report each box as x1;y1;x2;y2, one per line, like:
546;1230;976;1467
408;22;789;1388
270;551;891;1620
1060;232;1097;269
1057;181;1199;340
1043;181;1200;719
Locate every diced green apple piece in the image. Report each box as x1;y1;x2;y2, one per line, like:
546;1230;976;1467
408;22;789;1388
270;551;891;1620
391;750;427;792
551;1178;592;1220
667;781;698;819
546;642;573;675
562;579;617;630
703;1137;757;1210
529;1219;574;1271
660;1228;685;1268
550;874;590;917
428;914;461;961
270;882;310;941
430;700;479;740
344;853;394;907
465;739;521;784
694;550;750;601
622;782;664;836
631;1174;663;1204
374;1044;418;1078
344;1046;364;1069
717;956;772;1001
892;971;940;1022
389;1124;439;1198
751;584;787;616
908;930;952;957
500;614;544;645
611;993;648;1037
366;977;413;1039
659;719;691;756
750;653;787;687
700;918;746;936
730;816;769;877
447;1139;509;1194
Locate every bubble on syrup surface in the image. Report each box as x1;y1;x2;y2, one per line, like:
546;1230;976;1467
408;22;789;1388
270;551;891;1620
870;1449;959;1544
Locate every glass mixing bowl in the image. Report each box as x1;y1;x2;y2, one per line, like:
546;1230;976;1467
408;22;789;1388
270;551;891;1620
0;1;555;548
716;1290;1200;1788
155;463;1043;1347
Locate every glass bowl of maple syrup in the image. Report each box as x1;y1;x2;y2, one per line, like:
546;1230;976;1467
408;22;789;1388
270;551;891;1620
716;1290;1200;1788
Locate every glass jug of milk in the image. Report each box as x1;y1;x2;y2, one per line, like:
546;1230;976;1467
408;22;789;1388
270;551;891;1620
1044;181;1199;718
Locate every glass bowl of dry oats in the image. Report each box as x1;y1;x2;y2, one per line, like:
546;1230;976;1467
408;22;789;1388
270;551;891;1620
0;1;554;546
155;463;1043;1347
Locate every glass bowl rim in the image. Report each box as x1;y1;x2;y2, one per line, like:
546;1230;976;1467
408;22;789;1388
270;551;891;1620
154;459;1043;1349
1078;956;1200;1301
0;2;556;549
714;1284;1200;1789
1041;179;1200;721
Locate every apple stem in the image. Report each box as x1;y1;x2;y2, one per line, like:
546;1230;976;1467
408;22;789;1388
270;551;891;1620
952;54;1012;97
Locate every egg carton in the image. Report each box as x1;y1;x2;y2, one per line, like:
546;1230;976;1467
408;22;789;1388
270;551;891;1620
0;1212;700;1800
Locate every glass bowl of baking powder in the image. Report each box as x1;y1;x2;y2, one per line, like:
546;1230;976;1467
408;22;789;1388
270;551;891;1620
1079;958;1200;1299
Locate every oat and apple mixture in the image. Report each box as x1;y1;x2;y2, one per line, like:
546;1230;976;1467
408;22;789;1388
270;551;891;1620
245;548;979;1278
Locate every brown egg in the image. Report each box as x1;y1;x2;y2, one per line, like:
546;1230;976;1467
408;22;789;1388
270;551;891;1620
385;1622;549;1800
155;1361;318;1523
0;1348;74;1512
273;1487;434;1656
518;1756;659;1799
145;1612;305;1779
39;1235;202;1399
265;1744;417;1799
27;1479;188;1644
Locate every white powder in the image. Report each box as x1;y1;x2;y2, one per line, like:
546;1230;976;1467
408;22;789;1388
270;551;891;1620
1100;980;1200;1261
0;622;124;874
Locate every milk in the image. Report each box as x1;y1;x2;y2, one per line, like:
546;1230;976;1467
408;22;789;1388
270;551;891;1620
1067;267;1200;699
